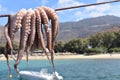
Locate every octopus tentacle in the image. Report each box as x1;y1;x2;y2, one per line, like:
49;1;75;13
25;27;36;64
41;6;59;45
4;23;13;51
4;18;17;76
4;23;16;60
4;23;12;75
26;11;36;64
36;7;51;52
14;9;32;73
36;7;49;31
46;28;52;54
40;6;59;50
7;9;27;64
44;28;56;72
35;9;51;64
31;28;39;50
11;9;27;41
41;6;59;72
51;16;59;49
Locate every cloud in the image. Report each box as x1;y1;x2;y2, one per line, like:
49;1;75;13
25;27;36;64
56;0;120;22
97;0;110;3
74;11;83;21
75;11;82;16
89;11;105;17
95;4;110;13
0;4;7;12
56;0;85;21
57;0;84;8
85;6;96;12
85;1;110;12
85;4;110;17
35;0;48;5
84;0;111;17
107;4;120;17
41;0;48;5
0;4;16;15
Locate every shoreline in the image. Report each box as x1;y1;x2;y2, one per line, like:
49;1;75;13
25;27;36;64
1;54;120;61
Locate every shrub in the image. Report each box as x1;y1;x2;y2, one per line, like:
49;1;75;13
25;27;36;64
54;41;65;53
13;43;19;50
0;45;4;54
85;47;106;55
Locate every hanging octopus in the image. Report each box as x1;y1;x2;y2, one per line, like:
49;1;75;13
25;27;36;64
2;0;120;78
3;6;59;75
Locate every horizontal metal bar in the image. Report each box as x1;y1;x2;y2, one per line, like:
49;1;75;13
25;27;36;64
55;0;120;11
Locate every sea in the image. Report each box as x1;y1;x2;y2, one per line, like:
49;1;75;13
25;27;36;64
1;59;120;80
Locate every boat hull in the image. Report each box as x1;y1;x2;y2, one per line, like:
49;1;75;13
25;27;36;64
19;71;63;80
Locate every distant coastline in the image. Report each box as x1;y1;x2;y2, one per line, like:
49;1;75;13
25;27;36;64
1;53;120;61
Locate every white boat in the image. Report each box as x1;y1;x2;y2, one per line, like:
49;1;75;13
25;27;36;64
19;69;63;80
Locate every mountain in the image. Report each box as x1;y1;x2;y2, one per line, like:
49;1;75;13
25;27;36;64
57;15;120;41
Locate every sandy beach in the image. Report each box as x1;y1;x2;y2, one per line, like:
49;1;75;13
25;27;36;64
1;53;120;61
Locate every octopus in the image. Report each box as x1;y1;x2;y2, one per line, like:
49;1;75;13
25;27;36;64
2;1;119;77
3;6;59;75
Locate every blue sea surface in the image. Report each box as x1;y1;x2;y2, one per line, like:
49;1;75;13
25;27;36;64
1;59;120;80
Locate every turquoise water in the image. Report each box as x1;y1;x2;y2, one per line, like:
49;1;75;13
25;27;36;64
1;59;120;80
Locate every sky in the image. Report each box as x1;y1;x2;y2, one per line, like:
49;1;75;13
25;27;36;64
0;0;120;25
